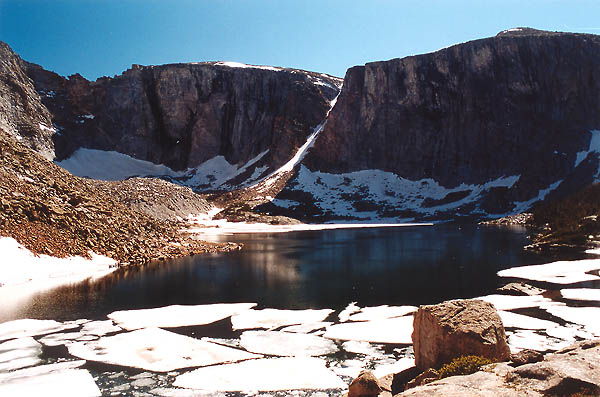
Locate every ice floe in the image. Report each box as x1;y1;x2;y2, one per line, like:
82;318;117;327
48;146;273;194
341;340;383;356
231;308;334;331
346;305;417;322
0;368;101;397
280;322;333;334
108;303;257;330
539;303;600;336
173;357;346;392
0;337;42;371
497;310;558;330
478;294;552;310
373;357;415;379
38;331;91;347
506;330;571;352
0;318;77;341
0;360;86;382
324;316;413;344
560;288;600;301
68;327;261;372
239;331;338;357
497;259;600;284
80;320;122;336
338;302;361;322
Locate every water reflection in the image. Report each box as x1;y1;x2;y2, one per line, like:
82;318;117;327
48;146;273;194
0;224;585;322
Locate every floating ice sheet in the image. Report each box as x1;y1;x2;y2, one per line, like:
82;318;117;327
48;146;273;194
540;303;600;336
68;327;261;372
173;357;346;392
280;322;332;333
373;357;415;379
341;340;383;356
0;337;42;371
108;303;257;330
324;316;413;344
80;320;122;336
498;259;600;284
38;331;92;347
339;302;361;322
231;308;334;331
240;331;338;357
478;294;551;310
0;368;100;397
498;310;557;330
0;318;77;341
0;360;85;382
346;305;417;322
506;330;571;352
560;288;600;301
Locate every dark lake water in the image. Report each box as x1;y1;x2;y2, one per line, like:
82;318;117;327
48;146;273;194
1;224;584;322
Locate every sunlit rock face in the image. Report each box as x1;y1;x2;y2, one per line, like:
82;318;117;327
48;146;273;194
24;59;341;173
266;29;600;221
0;42;55;159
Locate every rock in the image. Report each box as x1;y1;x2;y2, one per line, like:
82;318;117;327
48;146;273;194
510;349;544;366
497;283;544;296
395;340;600;396
405;368;439;390
348;370;383;397
412;299;511;370
390;366;421;394
285;29;600;221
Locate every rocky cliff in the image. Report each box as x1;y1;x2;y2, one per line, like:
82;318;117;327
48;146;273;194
263;28;600;221
0;42;55;159
24;58;341;179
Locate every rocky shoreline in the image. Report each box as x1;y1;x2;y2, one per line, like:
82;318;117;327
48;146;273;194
0;128;240;267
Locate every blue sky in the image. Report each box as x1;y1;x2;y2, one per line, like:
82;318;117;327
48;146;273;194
1;0;599;80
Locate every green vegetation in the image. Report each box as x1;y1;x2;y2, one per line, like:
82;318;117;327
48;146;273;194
438;355;493;379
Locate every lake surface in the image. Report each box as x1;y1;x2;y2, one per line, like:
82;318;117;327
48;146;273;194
2;223;583;322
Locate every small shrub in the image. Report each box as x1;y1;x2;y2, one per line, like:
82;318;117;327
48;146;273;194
438;355;493;379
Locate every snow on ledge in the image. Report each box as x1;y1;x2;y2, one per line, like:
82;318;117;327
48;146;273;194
0;237;117;289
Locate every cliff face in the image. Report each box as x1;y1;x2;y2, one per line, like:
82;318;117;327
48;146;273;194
0;42;55;159
25;61;341;172
262;29;600;221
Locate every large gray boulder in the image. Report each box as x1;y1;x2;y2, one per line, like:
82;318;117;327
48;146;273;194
412;299;511;370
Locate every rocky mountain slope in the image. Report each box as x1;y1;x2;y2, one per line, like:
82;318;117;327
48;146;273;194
0;126;236;265
263;28;600;222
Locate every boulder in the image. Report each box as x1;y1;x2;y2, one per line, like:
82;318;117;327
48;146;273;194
397;340;600;396
497;283;544;296
412;299;511;370
510;349;544;366
348;370;383;397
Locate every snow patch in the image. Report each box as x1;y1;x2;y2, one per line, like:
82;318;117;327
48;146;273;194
215;61;282;72
575;129;600;168
290;165;520;220
512;180;563;213
346;305;417;322
479;294;552;311
56;148;185;181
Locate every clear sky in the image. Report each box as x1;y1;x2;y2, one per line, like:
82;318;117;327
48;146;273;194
1;0;600;80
